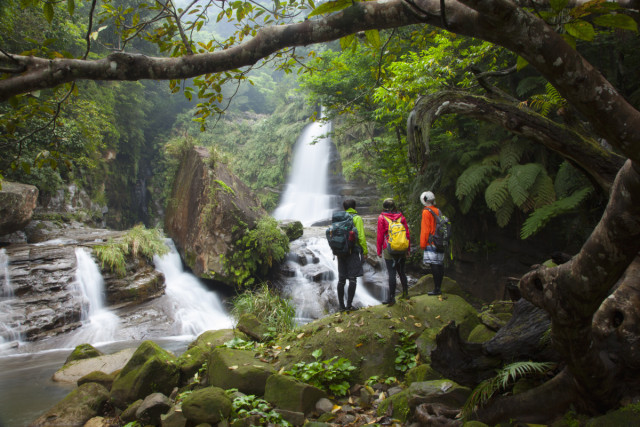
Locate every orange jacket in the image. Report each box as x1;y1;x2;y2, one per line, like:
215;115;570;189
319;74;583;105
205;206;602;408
420;206;440;249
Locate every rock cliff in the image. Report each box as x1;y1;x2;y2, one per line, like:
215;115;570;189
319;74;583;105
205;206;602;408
164;146;267;284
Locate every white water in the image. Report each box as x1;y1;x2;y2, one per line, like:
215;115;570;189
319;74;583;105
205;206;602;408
272;115;336;226
153;240;233;336
0;248;22;348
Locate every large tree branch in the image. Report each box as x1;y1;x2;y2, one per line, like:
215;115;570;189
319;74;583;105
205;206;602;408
408;91;625;193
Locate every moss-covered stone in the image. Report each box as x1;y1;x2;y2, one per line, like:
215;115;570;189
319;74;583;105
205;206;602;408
467;324;497;343
376;388;411;422
177;329;238;384
264;374;327;415
65;343;104;365
208;347;275;395
585;404;640;426
30;382;110;427
77;370;116;390
110;340;179;408
236;313;270;342
279;220;304;241
410;276;483;307
181;386;232;425
404;364;442;384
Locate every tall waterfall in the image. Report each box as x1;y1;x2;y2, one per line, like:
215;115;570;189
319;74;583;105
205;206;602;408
153;241;233;336
0;248;22;348
272;114;336;226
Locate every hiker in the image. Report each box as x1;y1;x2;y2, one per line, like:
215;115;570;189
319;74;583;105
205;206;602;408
335;199;367;311
376;198;410;306
420;191;445;295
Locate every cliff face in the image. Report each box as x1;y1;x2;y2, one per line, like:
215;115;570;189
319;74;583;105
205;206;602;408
164;147;266;284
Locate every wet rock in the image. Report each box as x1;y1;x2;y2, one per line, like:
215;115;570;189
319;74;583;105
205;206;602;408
135;392;172;425
236;313;270;342
0;181;38;237
208;347;275;395
264;374;327;415
30;382;110;427
77;371;117;390
279;220;304;241
160;406;187;427
53;347;135;384
315;397;334;414
176;329;238;384
64;343;103;364
181;386;232;425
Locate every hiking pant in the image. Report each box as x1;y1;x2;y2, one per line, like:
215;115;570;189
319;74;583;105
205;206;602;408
430;263;444;292
385;256;408;302
337;277;357;309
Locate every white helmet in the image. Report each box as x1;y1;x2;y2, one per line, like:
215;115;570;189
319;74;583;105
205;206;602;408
420;191;435;206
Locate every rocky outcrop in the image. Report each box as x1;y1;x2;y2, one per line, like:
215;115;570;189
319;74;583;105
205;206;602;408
30;382;110;427
164;146;267;283
0;181;38;236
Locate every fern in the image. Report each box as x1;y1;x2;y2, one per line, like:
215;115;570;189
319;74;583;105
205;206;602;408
554;161;591;198
531;173;556;209
520;187;593;239
456;163;497;213
499;139;527;171
508;163;544;207
462;361;556;420
495;197;515;228
528;83;566;117
485;178;510;212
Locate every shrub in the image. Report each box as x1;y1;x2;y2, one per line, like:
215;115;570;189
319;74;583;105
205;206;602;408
230;282;296;334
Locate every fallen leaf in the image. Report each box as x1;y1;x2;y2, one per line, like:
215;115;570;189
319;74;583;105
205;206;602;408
356;343;363;348
414;323;422;327
297;332;305;339
435;315;441;320
285;345;291;351
335;326;344;333
228;365;238;370
332;404;342;413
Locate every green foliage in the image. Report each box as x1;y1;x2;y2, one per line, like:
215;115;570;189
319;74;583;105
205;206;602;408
520;187;593;238
285;349;356;397
230;283;296;334
462;361;556;420
221;216;290;287
221;337;257;351
366;375;398;387
93;225;168;277
394;329;418;373
230;393;292;426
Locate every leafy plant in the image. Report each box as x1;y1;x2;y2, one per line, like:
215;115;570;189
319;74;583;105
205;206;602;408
285;349;356;396
230;282;296;334
394;329;418;373
221;337;257;351
462;361;556;419
230;394;291;426
221;216;289;287
366;375;398;387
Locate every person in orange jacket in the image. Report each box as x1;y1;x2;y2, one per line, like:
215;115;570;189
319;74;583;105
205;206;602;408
420;191;445;295
376;198;410;305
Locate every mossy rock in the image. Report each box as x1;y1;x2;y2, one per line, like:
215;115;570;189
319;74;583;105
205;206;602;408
236;313;270;342
77;370;116;390
30;382;110;427
65;343;104;365
463;422;490;426
467;324;497;343
181;386;232;425
110;340;179;409
177;329;238;383
410;276;482;307
279;220;304;241
275;294;479;383
208;347;276;395
585;404;640;426
404;364;442;385
264;373;327;415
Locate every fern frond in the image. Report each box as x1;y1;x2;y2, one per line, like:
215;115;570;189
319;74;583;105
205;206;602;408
529;95;552;116
476;138;501;151
520;187;593;239
459;193;475;214
516;76;546;98
485;178;510;212
499;139;527;171
508;163;543;207
495;197;515;228
532;173;556;209
482;154;500;168
554;161;590;198
456;163;495;199
460;149;482;165
545;83;566;107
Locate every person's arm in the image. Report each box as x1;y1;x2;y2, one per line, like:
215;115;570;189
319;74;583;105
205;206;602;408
354;215;368;255
376;215;385;256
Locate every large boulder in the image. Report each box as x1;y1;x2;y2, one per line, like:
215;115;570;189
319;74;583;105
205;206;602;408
176;329;239;383
110;341;179;408
264;374;327;415
53;347;135;384
208;347;276;395
164;146;267;283
0;181;38;236
30;382;110;427
181;386;232;425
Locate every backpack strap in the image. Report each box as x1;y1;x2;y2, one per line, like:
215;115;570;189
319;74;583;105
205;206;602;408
424;206;438;219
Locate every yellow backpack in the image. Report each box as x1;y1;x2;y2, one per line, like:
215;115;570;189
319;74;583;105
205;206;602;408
385;216;409;254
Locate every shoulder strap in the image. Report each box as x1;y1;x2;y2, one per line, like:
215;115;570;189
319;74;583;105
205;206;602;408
425;206;438;219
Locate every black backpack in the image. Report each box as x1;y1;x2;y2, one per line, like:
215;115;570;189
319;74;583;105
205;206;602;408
326;211;358;256
425;207;451;253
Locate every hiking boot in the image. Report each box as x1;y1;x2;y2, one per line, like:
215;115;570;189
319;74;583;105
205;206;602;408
382;299;396;306
399;292;410;300
346;305;355;311
427;290;441;296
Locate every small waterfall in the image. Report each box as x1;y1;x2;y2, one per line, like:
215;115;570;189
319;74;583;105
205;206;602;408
272;113;336;226
154;241;233;336
0;248;22;348
66;248;120;346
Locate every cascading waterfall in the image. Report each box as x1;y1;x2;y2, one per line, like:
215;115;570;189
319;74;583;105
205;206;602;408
153;240;233;336
272;113;336;226
0;248;22;348
65;248;121;346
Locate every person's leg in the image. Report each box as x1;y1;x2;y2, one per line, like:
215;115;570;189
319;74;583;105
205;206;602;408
337;257;347;310
384;258;397;305
346;278;357;310
397;257;409;299
428;263;444;295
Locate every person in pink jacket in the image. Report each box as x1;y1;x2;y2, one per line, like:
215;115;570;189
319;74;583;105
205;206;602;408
376;198;410;305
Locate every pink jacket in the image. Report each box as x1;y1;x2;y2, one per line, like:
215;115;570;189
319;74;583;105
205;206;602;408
376;211;410;256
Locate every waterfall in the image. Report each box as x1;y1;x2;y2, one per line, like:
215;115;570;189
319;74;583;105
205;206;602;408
0;249;10;298
0;248;22;348
272;113;336;226
153;240;233;336
66;248;120;346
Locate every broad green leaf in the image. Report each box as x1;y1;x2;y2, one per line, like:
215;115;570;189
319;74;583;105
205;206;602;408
21;162;31;174
593;14;638;32
67;0;75;15
43;2;54;23
516;55;528;71
550;0;568;12
560;33;577;49
365;30;381;50
308;0;352;18
340;34;355;50
564;20;595;41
